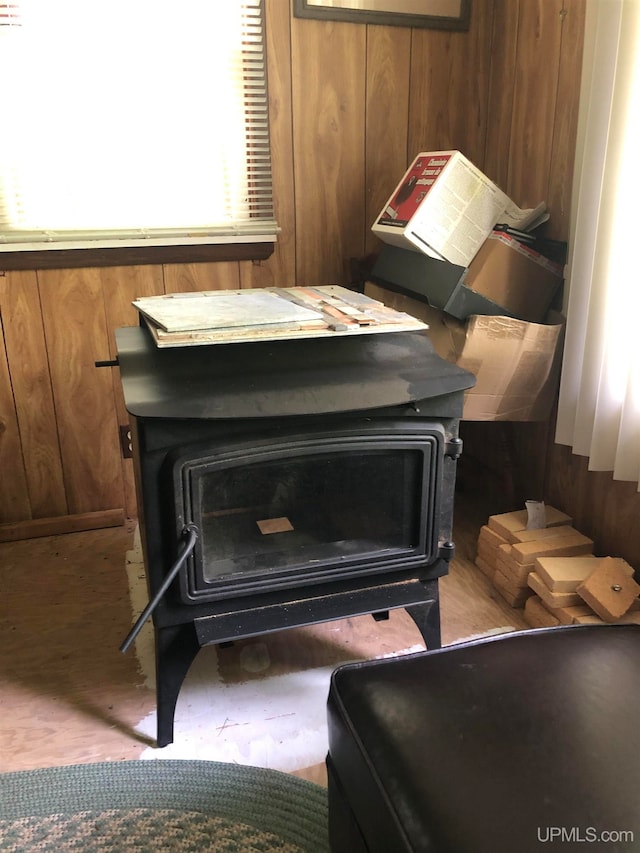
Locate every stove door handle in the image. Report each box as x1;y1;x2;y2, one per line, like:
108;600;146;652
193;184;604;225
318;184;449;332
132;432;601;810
119;524;199;654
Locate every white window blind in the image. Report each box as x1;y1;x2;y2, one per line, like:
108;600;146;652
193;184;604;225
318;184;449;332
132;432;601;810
0;0;277;252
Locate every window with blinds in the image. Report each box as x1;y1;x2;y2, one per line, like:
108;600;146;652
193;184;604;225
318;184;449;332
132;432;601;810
0;0;277;254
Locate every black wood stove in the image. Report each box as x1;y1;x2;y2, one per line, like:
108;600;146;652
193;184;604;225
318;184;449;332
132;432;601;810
115;324;474;746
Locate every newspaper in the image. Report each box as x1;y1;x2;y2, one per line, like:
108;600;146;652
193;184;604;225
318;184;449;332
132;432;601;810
500;199;549;232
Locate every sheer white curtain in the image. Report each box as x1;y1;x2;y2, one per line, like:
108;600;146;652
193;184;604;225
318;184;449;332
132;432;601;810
556;0;640;488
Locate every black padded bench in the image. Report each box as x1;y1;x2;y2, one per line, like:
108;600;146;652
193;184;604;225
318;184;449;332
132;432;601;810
326;624;640;853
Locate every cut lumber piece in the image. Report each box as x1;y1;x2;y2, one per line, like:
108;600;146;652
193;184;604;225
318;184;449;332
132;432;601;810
474;555;496;580
495;551;532;585
476;525;508;569
493;568;525;597
494;569;534;607
487;506;572;543
478;525;509;549
533;555;603;592
576;557;640;622
527;572;583;609
476;540;501;565
573;609;640;625
573;613;606;625
524;595;561;628
534;554;633;592
553;603;595;625
619;611;640;625
510;525;578;544
511;531;593;566
573;608;640;625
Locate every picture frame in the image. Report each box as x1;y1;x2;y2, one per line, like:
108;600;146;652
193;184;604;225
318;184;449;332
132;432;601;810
292;0;471;32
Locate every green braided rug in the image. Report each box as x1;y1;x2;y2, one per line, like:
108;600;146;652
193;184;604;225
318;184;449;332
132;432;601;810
0;760;328;852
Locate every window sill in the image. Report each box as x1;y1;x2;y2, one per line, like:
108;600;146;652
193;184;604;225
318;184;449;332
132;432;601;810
0;241;275;271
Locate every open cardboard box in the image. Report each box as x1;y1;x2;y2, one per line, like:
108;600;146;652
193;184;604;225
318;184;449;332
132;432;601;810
366;282;564;422
464;232;563;322
371;232;563;324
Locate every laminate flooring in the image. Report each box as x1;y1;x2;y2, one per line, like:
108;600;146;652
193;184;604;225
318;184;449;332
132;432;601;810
0;473;526;785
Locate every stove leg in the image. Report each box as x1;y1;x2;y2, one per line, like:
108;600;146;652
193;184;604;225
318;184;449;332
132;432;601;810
405;584;441;650
155;623;201;748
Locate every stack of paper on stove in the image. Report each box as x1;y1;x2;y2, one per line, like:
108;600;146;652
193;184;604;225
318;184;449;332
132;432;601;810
132;285;427;347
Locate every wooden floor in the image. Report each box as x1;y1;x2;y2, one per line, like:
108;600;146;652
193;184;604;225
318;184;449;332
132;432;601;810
0;465;526;785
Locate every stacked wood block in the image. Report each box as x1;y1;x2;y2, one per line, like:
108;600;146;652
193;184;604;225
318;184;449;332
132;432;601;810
524;555;640;627
475;507;594;608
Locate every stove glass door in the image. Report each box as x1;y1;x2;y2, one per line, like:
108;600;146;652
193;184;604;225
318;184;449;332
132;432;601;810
177;428;443;599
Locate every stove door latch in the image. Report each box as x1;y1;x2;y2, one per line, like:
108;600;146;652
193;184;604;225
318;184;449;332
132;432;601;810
438;540;456;561
445;437;463;459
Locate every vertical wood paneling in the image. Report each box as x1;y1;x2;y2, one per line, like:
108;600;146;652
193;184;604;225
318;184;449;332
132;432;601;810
1;271;67;518
364;26;412;255
101;265;165;346
38;269;124;515
0;306;31;522
484;0;520;188
546;0;586;239
507;0;564;207
163;262;241;293
546;443;640;569
291;17;367;285
408;0;494;166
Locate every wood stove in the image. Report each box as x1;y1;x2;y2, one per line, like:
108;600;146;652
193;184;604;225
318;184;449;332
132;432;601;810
116;323;474;746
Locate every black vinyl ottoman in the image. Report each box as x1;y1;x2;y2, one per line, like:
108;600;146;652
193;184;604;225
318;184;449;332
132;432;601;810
326;624;640;853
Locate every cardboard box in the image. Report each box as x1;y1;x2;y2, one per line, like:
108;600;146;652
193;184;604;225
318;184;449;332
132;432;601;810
372;151;510;267
370;233;563;324
366;282;564;421
464;232;563;322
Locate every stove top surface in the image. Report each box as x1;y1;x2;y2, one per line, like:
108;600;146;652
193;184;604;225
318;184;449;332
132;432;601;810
115;325;475;420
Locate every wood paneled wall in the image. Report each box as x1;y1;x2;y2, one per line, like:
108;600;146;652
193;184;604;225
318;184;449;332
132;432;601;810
545;445;640;570
0;0;586;540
